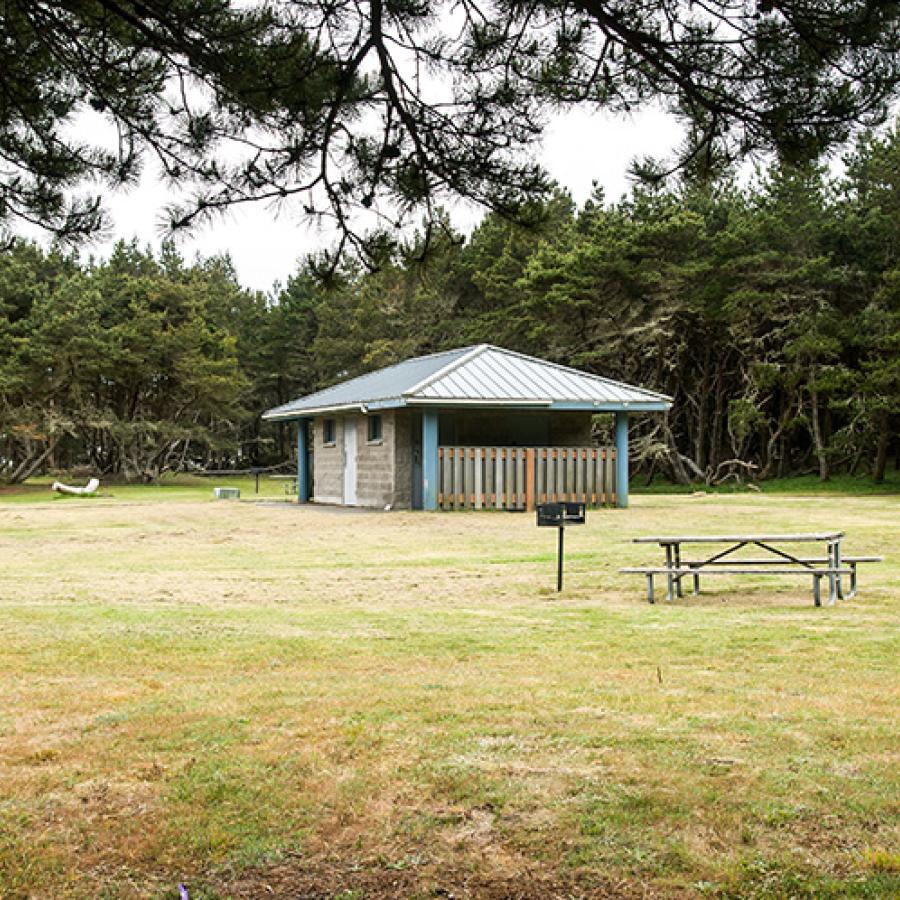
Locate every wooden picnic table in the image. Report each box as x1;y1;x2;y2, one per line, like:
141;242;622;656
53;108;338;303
625;532;850;606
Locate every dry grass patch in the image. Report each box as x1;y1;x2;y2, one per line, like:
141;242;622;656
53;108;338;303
0;492;897;898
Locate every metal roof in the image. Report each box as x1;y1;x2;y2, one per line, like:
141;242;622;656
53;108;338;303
262;344;672;420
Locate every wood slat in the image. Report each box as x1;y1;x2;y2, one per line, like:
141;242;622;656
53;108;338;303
488;447;497;508
525;448;536;511
598;448;606;505
538;448;547;503
503;448;511;509
474;447;483;509
609;447;616;506
575;448;585;503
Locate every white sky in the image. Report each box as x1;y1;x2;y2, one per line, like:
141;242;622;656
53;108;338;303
68;105;681;294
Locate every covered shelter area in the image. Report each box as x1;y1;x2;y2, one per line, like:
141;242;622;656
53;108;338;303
262;345;671;510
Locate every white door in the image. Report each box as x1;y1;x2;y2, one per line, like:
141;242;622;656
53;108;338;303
343;419;358;505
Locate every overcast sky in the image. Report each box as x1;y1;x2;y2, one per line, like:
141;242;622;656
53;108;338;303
64;105;682;294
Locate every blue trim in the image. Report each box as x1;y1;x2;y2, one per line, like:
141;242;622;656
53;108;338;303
422;410;439;511
549;400;671;411
615;412;629;508
297;419;310;502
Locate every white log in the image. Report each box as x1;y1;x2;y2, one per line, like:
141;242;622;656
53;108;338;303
52;478;99;496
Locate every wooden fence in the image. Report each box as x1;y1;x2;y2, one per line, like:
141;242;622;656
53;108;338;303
437;446;616;511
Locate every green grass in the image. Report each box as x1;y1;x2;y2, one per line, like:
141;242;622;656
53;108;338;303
0;490;896;898
636;470;900;496
0;473;294;504
1;467;896;508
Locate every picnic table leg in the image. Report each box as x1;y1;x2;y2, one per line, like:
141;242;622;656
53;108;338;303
826;539;844;603
825;541;835;604
692;570;700;595
813;574;821;607
849;562;858;599
646;573;655;604
673;544;684;597
826;541;839;606
664;545;674;601
834;540;844;600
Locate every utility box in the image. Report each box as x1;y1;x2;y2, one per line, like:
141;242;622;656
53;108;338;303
213;487;240;500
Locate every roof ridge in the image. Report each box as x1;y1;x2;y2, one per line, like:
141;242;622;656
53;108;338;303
403;344;490;397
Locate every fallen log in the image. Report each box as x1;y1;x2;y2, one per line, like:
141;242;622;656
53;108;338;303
51;478;100;496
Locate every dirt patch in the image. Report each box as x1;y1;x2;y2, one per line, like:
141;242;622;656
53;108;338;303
0;483;47;497
219;853;655;899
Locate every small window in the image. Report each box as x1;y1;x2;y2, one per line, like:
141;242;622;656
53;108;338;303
322;418;336;446
367;414;383;443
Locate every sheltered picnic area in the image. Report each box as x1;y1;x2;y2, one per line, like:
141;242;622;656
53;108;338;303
262;344;672;510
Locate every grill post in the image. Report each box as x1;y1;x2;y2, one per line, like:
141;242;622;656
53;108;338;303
557;526;565;592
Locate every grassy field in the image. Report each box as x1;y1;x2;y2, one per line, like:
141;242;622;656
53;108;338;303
0;485;897;899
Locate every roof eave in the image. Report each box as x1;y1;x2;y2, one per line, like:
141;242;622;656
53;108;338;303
263;397;673;420
549;400;672;412
262;397;408;421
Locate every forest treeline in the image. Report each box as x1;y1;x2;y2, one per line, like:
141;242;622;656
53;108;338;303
1;125;898;485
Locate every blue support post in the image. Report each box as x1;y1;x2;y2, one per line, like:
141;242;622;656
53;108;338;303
422;410;439;511
297;419;310;502
615;411;629;508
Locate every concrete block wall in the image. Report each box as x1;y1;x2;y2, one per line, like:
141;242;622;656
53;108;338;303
312;415;344;504
355;411;396;507
393;411;413;509
313;411;399;507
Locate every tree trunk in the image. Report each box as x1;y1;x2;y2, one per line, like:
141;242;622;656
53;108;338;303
710;366;727;473
695;343;711;473
6;440;58;484
872;410;890;483
759;394;793;480
809;388;830;482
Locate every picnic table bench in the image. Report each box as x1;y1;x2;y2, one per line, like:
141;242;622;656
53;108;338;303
620;532;882;606
270;474;298;495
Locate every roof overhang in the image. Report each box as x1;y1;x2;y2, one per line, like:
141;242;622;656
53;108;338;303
262;399;401;421
262;402;369;422
263;396;671;421
549;400;672;412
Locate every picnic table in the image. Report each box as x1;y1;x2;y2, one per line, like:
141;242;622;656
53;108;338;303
270;474;299;495
621;532;880;606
